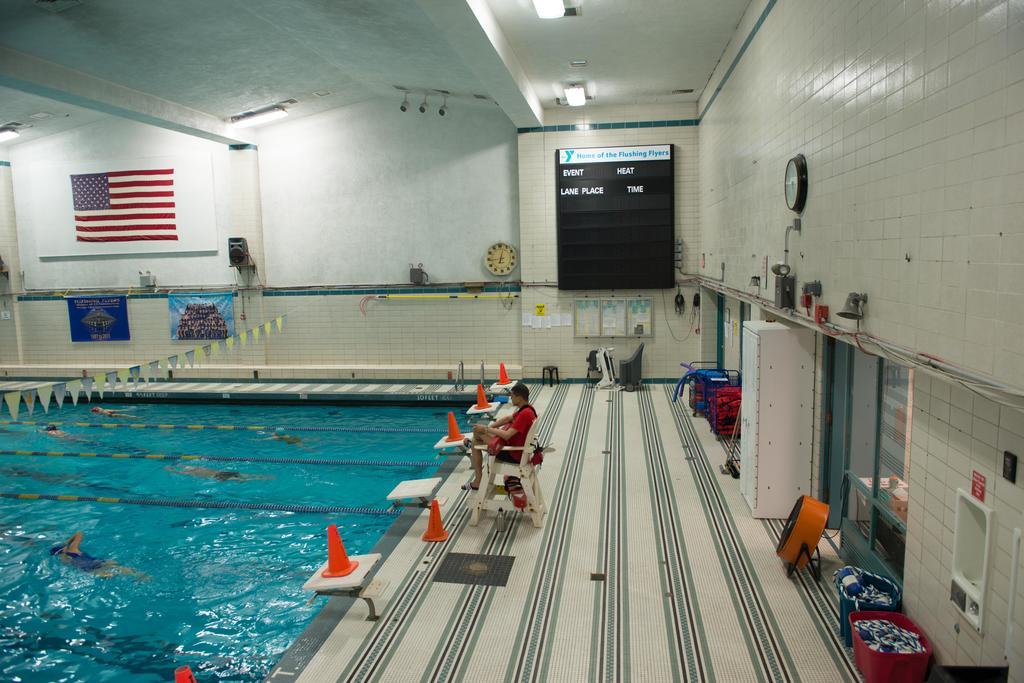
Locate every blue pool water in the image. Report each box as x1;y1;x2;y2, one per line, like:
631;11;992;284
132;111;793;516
0;402;452;681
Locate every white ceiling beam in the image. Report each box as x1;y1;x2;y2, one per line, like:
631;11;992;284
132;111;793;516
413;0;544;128
0;47;252;146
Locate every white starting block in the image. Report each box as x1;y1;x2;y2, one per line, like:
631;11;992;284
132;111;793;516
489;381;516;394
467;401;500;416
303;553;384;621
434;434;468;452
387;477;444;508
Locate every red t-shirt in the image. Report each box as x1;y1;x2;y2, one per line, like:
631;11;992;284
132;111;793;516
501;405;537;457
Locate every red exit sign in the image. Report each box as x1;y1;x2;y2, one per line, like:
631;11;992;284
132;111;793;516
971;470;986;503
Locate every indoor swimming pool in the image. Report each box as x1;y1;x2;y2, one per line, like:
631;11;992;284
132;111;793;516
0;402;450;681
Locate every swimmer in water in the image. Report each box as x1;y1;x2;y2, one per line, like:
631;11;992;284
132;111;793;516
40;424;71;439
264;427;302;445
163;465;272;481
91;406;137;419
50;532;150;581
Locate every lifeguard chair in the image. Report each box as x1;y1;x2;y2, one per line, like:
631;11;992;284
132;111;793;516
468;419;552;528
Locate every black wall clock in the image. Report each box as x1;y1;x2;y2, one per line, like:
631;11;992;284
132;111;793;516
784;154;808;213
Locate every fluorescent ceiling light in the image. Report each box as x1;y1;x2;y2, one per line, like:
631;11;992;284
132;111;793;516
230;107;288;128
564;86;586;106
0;129;20;143
533;0;564;18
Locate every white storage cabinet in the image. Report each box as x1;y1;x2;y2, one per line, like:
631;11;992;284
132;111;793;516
739;321;815;518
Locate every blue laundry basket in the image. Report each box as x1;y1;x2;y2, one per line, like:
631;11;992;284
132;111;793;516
834;566;902;646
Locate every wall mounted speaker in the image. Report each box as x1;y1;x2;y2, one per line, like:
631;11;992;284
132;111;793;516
228;237;253;268
776;495;829;579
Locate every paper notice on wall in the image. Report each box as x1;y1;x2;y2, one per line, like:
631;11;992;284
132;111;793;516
575;299;601;336
532;316;543;329
602;299;627;336
522;313;533;327
544;316;552;329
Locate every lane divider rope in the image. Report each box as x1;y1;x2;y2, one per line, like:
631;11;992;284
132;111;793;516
0;421;441;433
0;449;438;468
0;492;400;516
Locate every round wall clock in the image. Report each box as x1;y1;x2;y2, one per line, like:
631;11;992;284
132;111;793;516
485;242;517;276
784;154;808;213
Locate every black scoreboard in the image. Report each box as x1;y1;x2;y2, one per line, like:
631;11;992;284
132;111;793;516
556;144;675;290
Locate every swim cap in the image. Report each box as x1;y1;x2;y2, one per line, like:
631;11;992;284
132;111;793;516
46;425;57;431
275;428;286;436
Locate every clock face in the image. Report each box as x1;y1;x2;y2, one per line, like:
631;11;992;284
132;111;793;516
485;242;517;276
784;154;808;212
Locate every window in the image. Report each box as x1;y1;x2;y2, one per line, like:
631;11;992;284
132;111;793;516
839;352;913;581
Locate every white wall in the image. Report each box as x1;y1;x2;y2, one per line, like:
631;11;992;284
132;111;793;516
256;98;519;287
8;118;238;290
699;0;1024;388
700;0;1024;674
516;103;702;378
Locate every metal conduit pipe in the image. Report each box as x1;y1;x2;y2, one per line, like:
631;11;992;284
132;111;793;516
694;275;1024;409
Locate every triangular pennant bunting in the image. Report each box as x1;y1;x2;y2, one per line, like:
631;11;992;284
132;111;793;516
167;355;178;370
252;326;260;342
185;350;195;367
148;361;160;382
128;366;141;386
210;341;221;356
4;391;20;420
53;383;67;408
226;336;235;350
106;371;119;390
117;368;130;386
22;390;35;417
83;377;95;401
263;321;272;335
37;384;52;413
240;330;248;346
68;380;82;405
275;316;283;332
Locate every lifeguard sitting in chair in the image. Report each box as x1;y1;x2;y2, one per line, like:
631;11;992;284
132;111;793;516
466;384;552;528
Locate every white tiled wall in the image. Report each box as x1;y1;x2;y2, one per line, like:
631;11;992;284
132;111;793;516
0;166;22;364
701;0;1024;673
903;372;1024;673
517;104;702;377
699;0;1024;387
4;292;520;381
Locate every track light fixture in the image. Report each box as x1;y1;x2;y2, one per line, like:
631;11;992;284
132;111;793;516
230;106;289;129
438;96;448;117
418;96;428;114
400;95;409;112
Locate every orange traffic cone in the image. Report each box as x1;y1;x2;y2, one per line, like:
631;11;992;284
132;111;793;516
175;665;198;683
322;524;359;578
498;363;511;385
474;384;490;410
422;499;449;542
444;411;464;442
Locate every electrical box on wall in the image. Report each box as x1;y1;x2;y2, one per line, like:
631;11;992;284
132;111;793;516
774;275;796;309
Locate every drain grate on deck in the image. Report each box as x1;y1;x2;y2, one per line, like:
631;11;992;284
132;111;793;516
433;552;515;587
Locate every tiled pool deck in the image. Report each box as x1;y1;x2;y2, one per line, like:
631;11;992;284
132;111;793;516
268;383;857;683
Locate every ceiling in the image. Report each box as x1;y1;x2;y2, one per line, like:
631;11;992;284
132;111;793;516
0;0;752;143
0;86;107;145
483;0;751;108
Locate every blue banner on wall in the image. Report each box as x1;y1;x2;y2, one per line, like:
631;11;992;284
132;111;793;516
67;296;131;342
168;293;234;340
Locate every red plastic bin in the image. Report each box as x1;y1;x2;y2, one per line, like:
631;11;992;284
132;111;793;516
849;611;932;683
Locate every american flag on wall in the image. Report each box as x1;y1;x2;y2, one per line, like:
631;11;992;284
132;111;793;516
70;168;177;242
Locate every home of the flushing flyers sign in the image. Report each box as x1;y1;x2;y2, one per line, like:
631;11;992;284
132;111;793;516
555;144;674;290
